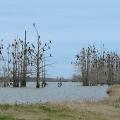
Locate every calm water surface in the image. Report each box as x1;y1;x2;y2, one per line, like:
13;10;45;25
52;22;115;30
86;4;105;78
0;82;108;104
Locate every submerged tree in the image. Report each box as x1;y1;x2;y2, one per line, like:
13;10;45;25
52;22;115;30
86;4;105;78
20;31;30;87
73;44;120;86
30;23;52;88
0;25;52;88
0;40;8;87
6;44;11;85
11;31;30;87
11;39;20;87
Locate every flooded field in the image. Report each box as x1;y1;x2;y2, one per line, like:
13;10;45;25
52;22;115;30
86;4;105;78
0;82;108;104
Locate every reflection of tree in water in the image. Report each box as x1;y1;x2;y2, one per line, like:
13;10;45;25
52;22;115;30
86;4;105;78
58;77;62;87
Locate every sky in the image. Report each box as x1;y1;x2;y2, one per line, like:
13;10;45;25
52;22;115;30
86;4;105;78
0;0;120;78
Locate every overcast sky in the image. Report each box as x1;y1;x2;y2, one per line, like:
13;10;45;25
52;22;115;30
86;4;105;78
0;0;120;78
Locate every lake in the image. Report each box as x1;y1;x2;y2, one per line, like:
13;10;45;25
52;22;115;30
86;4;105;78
0;82;108;104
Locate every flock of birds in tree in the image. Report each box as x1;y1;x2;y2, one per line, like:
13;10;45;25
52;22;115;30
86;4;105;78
0;24;52;88
1;24;120;88
72;45;120;86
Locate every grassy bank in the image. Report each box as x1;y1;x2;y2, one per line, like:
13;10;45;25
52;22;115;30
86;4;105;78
0;85;120;120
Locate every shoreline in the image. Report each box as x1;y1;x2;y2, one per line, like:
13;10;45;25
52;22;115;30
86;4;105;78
0;85;120;120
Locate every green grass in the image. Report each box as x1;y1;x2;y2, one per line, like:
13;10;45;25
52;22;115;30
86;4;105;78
0;115;25;120
0;103;117;120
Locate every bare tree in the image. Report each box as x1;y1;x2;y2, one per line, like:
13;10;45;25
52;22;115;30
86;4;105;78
73;44;120;86
29;23;52;88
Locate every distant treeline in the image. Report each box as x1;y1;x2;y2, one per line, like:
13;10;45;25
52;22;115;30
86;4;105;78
0;77;72;82
73;44;120;86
